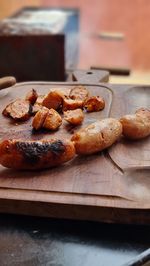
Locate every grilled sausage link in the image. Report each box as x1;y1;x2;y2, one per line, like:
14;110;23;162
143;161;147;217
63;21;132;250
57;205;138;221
0;139;75;170
71;118;122;155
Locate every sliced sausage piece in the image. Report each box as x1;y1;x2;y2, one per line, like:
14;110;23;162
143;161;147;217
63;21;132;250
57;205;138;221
120;108;150;140
2;99;32;121
0;138;75;170
32;107;49;130
43;109;62;131
42;90;64;110
69;86;89;101
64;109;84;126
71;118;122;155
25;89;38;105
63;98;84;111
84;96;105;112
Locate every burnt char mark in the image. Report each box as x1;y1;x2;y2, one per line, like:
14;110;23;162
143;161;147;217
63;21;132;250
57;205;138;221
28;103;33;115
50;140;66;155
15;140;66;165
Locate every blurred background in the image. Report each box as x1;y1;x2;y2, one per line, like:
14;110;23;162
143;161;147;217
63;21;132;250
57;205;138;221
0;0;150;83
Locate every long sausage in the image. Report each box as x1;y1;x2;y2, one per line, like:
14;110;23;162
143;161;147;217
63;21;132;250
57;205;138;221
0;139;75;170
71;118;122;155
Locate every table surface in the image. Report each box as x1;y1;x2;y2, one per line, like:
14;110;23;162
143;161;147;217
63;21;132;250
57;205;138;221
0;214;149;266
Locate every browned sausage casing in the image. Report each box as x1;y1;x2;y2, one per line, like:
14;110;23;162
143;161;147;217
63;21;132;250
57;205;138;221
71;118;122;155
0;139;75;170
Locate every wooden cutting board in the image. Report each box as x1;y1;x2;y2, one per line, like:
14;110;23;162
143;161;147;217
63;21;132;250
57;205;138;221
0;70;149;225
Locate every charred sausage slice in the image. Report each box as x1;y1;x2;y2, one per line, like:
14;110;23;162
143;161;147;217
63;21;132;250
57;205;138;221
69;86;89;101
84;96;105;112
64;109;84;125
43;109;62;130
2;99;32;121
42;90;64;110
32;107;49;130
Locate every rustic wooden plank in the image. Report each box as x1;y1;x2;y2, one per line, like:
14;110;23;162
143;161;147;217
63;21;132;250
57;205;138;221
0;196;150;225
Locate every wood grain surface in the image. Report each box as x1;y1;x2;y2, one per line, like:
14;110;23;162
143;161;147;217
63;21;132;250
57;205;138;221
0;72;149;224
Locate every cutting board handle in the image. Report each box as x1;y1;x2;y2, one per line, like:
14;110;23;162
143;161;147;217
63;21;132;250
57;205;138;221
72;69;109;83
0;76;16;90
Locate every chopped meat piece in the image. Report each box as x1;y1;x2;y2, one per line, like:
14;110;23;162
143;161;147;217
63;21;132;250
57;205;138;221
2;99;32;121
32;107;49;130
43;109;62;131
69;86;89;101
84;96;105;112
0;138;75;170
42;90;64;110
63;98;84;111
25;89;38;105
64;109;84;126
